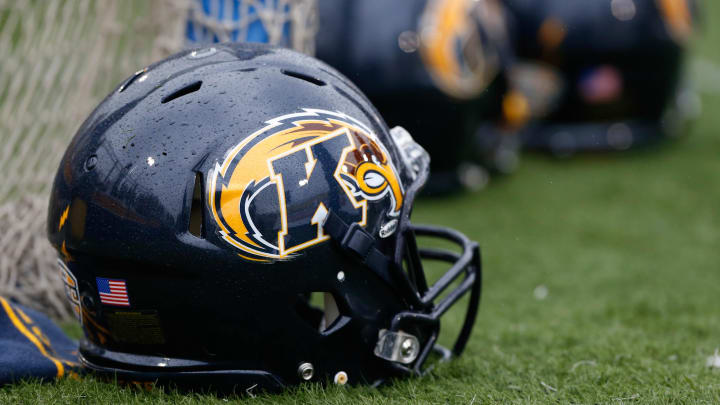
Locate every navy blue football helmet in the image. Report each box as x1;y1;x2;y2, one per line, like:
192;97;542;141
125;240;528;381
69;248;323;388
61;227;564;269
503;0;699;155
47;43;481;391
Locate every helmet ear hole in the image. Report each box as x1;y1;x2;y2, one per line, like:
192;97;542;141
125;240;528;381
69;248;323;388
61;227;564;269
294;291;346;334
321;292;340;332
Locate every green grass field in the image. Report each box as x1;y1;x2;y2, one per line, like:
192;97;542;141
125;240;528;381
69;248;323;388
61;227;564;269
4;4;720;405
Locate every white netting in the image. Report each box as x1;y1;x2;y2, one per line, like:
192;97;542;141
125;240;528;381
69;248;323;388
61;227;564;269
0;0;316;319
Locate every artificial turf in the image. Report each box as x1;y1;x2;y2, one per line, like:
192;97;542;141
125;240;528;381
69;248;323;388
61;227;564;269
3;4;720;404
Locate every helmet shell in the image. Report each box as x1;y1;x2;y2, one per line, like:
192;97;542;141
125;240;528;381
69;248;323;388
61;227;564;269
48;43;426;386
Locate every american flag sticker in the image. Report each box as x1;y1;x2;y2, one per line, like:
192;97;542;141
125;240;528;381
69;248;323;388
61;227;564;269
96;277;130;307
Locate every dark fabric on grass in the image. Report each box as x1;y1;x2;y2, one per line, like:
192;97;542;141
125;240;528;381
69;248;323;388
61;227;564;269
0;297;80;385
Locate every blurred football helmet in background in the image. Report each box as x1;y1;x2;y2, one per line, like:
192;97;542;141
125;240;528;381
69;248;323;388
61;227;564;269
317;0;519;194
503;0;700;155
48;43;481;390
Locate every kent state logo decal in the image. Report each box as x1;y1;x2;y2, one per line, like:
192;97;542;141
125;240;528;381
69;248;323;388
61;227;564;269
209;109;404;261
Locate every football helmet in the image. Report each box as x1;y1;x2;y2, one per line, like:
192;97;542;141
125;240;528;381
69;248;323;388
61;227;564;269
47;43;481;391
503;0;699;155
316;0;519;194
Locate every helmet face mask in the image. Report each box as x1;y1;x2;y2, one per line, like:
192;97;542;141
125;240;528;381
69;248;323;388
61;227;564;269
48;43;481;391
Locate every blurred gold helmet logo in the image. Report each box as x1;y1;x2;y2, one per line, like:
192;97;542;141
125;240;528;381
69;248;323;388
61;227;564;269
209;109;403;261
420;0;504;99
656;0;693;43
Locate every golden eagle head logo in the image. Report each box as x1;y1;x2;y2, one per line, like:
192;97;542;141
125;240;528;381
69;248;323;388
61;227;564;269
419;0;505;99
208;109;404;262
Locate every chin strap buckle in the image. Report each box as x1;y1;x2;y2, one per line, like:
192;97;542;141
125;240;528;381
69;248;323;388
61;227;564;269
339;222;375;260
323;211;396;287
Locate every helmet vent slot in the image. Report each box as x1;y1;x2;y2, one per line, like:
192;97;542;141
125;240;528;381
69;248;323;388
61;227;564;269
189;172;204;238
118;68;148;93
281;70;326;87
162;81;203;104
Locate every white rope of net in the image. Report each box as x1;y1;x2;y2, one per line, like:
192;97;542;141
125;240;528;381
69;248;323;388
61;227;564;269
0;196;67;318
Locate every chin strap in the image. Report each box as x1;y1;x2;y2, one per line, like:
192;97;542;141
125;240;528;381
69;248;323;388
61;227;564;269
322;211;397;288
